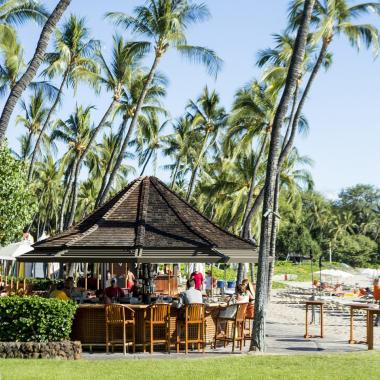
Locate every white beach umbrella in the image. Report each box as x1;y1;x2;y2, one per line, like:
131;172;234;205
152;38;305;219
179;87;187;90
315;269;353;280
0;241;33;261
361;268;380;277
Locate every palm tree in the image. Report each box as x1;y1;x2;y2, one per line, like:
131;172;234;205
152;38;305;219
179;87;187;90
51;105;94;230
95;69;167;207
228;80;278;239
162;116;195;189
251;0;316;352
134;113;169;176
16;89;49;159
0;0;47;25
103;0;222;199
33;153;63;236
27;14;99;181
86;131;136;210
186;86;227;201
0;24;24;95
70;36;149;206
0;0;72;143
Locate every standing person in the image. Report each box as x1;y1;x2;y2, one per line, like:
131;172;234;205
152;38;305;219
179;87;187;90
126;268;135;290
205;271;215;297
190;268;204;291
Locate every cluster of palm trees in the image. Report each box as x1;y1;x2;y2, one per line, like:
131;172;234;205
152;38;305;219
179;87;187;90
1;0;380;351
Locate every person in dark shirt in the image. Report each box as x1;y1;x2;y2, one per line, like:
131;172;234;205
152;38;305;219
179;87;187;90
105;278;125;300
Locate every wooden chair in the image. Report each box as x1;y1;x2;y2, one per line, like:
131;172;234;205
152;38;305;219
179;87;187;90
105;304;135;355
244;303;254;346
143;303;171;354
176;303;205;354
214;303;248;352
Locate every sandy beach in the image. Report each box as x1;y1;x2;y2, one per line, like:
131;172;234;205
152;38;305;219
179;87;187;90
269;288;380;345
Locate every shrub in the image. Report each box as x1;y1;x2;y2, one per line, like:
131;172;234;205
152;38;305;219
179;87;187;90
28;278;63;291
0;144;36;245
0;296;77;342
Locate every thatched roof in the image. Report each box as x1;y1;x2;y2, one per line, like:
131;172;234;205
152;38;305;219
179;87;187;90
19;176;257;263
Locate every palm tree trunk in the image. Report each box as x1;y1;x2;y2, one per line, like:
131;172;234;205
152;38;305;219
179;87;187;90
140;149;153;176
186;130;210;202
59;161;75;232
0;0;72;143
66;157;81;228
98;53;162;205
278;38;329;169
238;133;269;285
95;116;128;208
251;0;315;352
267;174;280;302
23;131;33;160
66;99;118;227
28;70;69;182
170;160;180;189
241;133;269;239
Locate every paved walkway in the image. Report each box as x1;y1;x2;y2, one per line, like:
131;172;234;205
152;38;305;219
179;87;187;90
82;319;373;360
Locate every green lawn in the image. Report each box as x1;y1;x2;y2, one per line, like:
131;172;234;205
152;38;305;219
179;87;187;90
1;352;380;380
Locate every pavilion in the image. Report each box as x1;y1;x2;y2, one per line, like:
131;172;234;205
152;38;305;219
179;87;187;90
18;176;258;265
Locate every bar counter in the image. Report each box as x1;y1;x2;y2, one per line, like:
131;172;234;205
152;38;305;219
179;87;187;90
71;303;223;350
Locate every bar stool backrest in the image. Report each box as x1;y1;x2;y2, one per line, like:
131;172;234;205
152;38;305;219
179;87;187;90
105;304;125;324
186;303;204;322
235;303;248;322
150;303;171;322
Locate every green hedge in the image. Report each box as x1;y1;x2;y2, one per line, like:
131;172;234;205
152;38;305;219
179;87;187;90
0;296;77;342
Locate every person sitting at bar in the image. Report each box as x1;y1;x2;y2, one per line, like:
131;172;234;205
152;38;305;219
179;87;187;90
105;278;125;300
241;279;255;301
50;282;70;301
235;284;249;303
190;269;204;291
183;279;203;304
95;289;111;304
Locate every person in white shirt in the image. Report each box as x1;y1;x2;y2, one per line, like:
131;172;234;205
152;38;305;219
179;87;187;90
182;279;203;304
205;271;213;296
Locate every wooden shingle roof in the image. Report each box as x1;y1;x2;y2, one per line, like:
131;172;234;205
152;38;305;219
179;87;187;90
19;177;257;263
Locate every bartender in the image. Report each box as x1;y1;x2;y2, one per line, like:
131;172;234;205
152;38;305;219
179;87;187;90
105;278;125;299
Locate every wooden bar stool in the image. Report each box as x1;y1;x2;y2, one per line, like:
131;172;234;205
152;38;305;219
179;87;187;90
214;303;248;352
304;300;324;338
176;303;205;354
143;303;171;354
244;303;254;346
105;304;135;355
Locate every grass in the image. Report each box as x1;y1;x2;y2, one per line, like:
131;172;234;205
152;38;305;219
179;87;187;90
1;352;380;380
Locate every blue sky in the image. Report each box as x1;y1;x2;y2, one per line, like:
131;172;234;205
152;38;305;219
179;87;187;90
4;0;380;198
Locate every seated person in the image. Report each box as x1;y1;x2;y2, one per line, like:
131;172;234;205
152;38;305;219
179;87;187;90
235;284;250;303
181;279;203;305
95;289;111;304
105;278;125;300
241;279;255;301
50;282;70;301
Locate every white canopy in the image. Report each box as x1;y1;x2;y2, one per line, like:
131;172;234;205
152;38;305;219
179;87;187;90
361;268;380;277
0;242;33;261
315;269;353;279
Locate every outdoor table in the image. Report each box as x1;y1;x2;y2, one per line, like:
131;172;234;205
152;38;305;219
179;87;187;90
304;300;324;339
347;303;370;344
366;307;380;350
